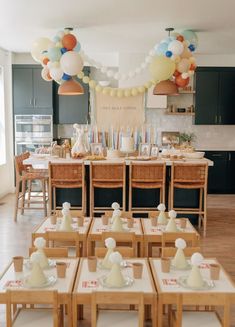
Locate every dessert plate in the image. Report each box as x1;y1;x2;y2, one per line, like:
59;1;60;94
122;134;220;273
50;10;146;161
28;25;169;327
177;276;215;290
98;275;134;288
23;275;57;288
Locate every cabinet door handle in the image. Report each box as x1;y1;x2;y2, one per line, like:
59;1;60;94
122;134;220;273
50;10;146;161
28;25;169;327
29;98;33;106
212;154;223;157
229;152;231;161
33;98;36;107
219;115;222;124
215;115;217;124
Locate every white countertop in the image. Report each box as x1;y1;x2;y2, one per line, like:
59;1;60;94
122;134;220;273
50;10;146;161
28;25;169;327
23;156;214;168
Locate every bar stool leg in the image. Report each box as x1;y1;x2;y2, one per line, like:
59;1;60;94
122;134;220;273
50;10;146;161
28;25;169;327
21;180;26;215
42;179;47;217
53;187;56;214
14;179;20;222
27;180;32;208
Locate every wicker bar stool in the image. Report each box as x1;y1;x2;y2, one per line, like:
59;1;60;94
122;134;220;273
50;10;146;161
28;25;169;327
14;152;48;221
169;162;208;236
129;162;166;213
48;162;86;215
90;162;126;215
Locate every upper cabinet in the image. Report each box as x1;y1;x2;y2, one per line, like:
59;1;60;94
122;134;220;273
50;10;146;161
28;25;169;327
13;65;53;114
53;67;90;124
195;67;235;125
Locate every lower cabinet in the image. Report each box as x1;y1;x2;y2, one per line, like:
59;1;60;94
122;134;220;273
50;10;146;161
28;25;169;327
205;151;235;194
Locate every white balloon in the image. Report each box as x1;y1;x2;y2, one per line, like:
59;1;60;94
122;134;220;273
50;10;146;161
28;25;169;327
181;72;189;79
50;66;63;81
41;67;51;81
60;51;84;76
168;40;184;56
31;37;53;62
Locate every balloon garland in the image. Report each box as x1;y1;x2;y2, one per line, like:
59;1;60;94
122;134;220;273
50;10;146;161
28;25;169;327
31;28;198;97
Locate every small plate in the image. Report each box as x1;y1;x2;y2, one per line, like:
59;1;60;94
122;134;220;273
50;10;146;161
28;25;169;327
23;275;57;289
24;259;56;270
98;275;134;288
178;276;215;290
171;261;191;271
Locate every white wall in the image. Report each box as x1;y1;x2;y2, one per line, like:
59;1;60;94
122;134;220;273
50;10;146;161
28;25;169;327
0;49;14;199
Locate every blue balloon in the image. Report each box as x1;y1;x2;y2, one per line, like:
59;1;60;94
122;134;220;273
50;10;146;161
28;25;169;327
188;44;195;52
73;42;81;52
62;73;71;81
47;47;61;62
165;50;173;57
61;47;68;54
155;42;168;55
182;30;198;49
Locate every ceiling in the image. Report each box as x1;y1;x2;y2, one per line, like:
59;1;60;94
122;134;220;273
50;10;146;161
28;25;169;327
1;0;235;55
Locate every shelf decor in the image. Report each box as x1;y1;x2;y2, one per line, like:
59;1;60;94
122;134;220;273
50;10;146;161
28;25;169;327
31;27;198;97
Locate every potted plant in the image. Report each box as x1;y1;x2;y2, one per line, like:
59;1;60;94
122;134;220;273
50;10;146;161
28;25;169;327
179;132;196;146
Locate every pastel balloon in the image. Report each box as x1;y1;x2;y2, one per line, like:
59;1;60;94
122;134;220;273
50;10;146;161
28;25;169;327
131;88;138;96
95;85;102;93
173;70;181;77
149;56;176;81
168;40;184;55
181;46;192;59
31;37;53;62
61;47;67;54
60;51;84;76
155;42;168;55
48;47;62;62
177;35;184;42
188;44;195;52
177;58;191;73
181;30;198;49
42;57;49;66
62;73;71;81
73;42;81;52
49;66;63;81
62;34;77;50
175;75;189;87
124;89;131;97
165;50;172;58
41;67;52;81
110;89;116;97
117;89;124;98
89;80;97;89
82;76;90;84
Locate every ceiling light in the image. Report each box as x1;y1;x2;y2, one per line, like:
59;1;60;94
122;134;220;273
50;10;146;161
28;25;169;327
58;79;84;95
153;80;179;96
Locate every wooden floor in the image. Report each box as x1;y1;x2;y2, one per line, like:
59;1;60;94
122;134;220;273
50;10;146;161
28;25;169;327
0;193;235;326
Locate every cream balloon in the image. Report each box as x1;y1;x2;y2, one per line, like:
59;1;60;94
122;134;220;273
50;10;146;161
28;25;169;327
41;67;51;81
181;46;192;59
60;51;84;76
82;76;90;84
117;89;124;98
177;58;191;73
168;40;184;55
110;89;117;97
138;86;145;93
49;66;63;81
103;87;111;95
77;71;84;79
149;56;176;82
124;89;131;97
31;37;53;63
95;85;102;93
131;88;138;96
89;80;97;89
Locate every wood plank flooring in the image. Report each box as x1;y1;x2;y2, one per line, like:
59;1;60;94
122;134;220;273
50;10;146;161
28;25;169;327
0;193;235;326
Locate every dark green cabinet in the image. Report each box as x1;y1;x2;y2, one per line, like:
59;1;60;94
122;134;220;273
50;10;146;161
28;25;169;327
205;151;235;194
195;67;235;125
13;65;53;114
54;67;90;124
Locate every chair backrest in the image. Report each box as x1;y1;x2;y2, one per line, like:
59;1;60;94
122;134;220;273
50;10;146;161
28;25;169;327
90;163;125;183
172;163;208;185
29;247;69;258
130;162;166;183
162;232;199;247
14;152;30;177
91;291;144;327
6;290;59;327
95;246;134;258
104;211;133;218
161;247;201;258
49;162;84;184
175;293;230;327
101;231;135;243
46;231;80;256
148;211;159;218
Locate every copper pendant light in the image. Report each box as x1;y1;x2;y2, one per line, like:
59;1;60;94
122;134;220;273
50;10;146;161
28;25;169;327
58;78;84;95
153;80;179;96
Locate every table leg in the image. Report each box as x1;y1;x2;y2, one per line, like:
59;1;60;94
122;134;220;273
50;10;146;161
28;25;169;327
67;297;72;327
158;297;163;327
72;297;77;327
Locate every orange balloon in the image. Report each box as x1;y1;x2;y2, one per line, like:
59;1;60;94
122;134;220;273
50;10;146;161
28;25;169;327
46;72;52;80
177;35;184;42
42;57;49;65
175;75;189;87
62;34;77;50
173;70;181;77
190;64;197;71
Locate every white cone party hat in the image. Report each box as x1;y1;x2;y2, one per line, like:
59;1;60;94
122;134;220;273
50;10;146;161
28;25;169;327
165;210;178;232
187;253;204;288
60;208;73;231
157;203;168;225
105;252;125;287
101;238;116;269
111;209;124;232
111;202;120;223
172;238;188;269
33;237;49;269
28;252;47;287
62;202;72;224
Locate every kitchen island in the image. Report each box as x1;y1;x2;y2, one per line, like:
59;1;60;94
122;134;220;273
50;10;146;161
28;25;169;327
23;156;213;222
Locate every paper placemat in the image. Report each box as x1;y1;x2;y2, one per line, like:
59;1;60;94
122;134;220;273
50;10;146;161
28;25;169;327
82;280;98;288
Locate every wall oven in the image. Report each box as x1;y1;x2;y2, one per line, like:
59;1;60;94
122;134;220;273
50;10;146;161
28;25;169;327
14;115;53;155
